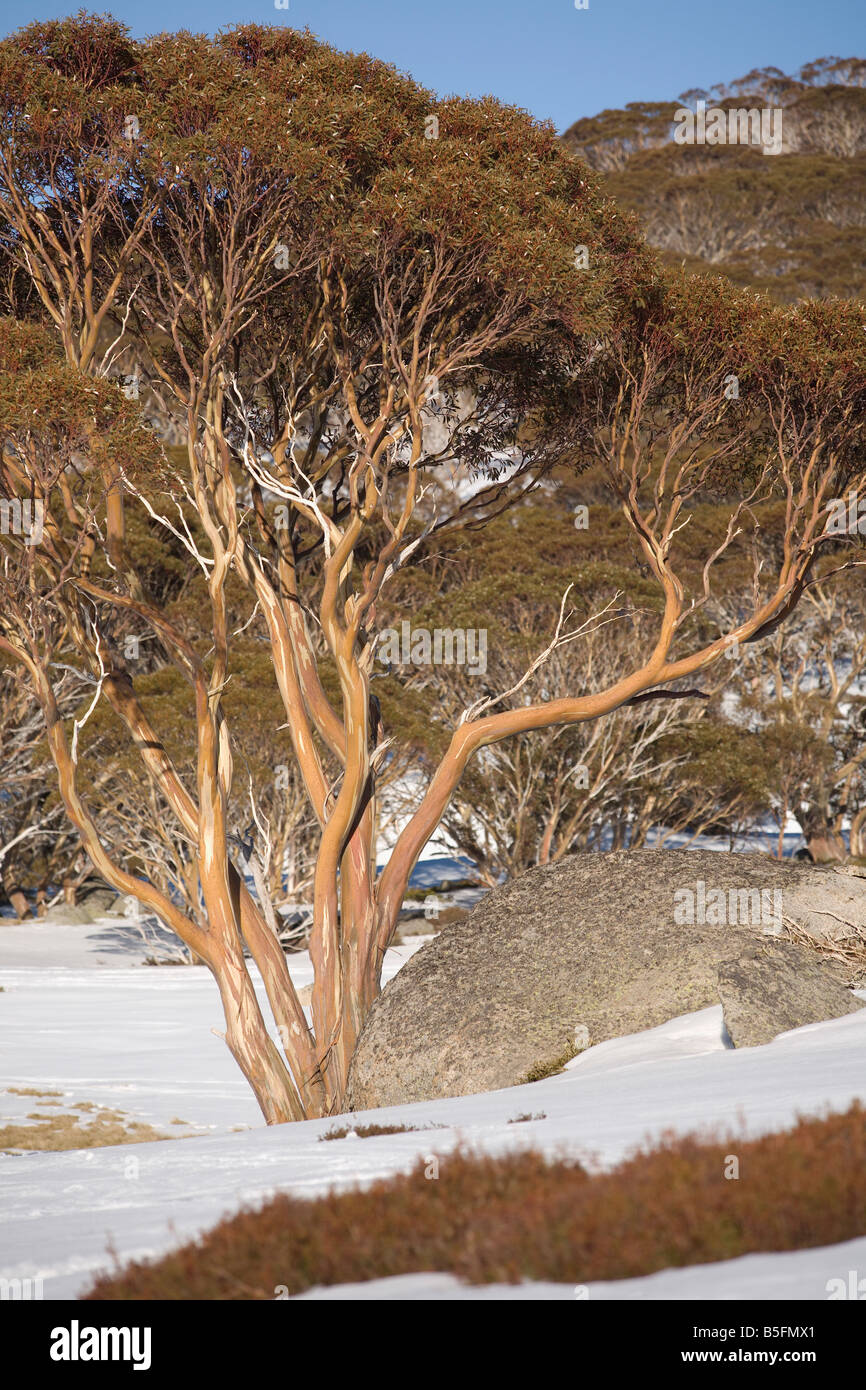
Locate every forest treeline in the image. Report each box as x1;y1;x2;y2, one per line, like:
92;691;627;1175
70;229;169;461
562;58;866;302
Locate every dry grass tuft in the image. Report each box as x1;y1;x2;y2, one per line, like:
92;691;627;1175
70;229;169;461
6;1086;63;1098
319;1122;442;1142
781;916;866;986
0;1105;168;1152
519;1042;579;1084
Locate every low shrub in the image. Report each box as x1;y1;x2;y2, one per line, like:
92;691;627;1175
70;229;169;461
84;1103;866;1300
319;1122;440;1142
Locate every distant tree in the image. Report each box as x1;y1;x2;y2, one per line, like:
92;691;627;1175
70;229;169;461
799;57;866;90
0;661;84;915
733;569;866;861
569;58;866;304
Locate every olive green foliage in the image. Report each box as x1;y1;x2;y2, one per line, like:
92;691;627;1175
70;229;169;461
0;11;652;918
563;61;866;302
1;16;865;923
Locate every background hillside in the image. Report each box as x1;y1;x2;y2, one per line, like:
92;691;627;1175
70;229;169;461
562;56;866;302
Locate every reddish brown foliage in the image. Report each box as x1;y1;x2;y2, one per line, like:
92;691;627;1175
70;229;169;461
85;1102;866;1300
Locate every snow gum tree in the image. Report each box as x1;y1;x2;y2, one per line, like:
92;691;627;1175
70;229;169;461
1;15;864;1121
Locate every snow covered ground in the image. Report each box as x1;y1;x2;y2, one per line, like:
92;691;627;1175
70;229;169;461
2;917;865;1301
293;1236;866;1300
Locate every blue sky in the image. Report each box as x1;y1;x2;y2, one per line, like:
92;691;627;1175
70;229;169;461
1;0;864;133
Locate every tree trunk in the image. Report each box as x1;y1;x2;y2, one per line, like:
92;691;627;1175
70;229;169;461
212;949;305;1125
805;827;847;863
850;808;866;861
8;887;29;920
